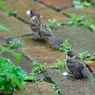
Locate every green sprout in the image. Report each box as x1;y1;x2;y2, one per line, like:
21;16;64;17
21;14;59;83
81;20;95;33
0;24;13;33
9;38;25;49
51;59;66;69
64;14;85;26
84;60;92;65
80;51;88;60
59;39;72;52
31;61;47;74
73;1;91;9
48;19;62;29
90;55;95;60
51;83;62;95
73;1;84;9
0;0;17;16
6;8;17;16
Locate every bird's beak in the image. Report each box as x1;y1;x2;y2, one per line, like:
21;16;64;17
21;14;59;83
26;10;31;16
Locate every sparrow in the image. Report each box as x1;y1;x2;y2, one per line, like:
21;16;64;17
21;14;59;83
26;10;62;49
65;50;94;79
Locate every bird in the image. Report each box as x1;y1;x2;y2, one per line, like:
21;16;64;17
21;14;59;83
26;9;62;49
65;50;94;80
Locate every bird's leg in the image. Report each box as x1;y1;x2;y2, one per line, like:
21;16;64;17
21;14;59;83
30;32;41;40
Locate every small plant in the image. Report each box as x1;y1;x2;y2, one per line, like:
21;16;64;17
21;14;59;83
0;45;24;94
48;19;62;29
0;0;17;16
81;20;95;33
84;60;92;65
51;59;66;69
73;0;91;9
64;14;85;26
80;51;88;60
59;39;72;52
0;45;36;94
90;55;95;60
51;83;62;95
9;38;25;49
6;8;17;16
0;24;13;33
31;61;47;74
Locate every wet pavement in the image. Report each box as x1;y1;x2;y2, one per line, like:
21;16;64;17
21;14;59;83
0;0;95;95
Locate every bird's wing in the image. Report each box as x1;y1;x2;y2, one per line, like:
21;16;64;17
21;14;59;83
30;17;52;37
67;59;84;78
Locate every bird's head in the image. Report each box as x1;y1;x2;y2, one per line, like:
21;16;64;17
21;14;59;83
67;50;76;58
26;10;42;20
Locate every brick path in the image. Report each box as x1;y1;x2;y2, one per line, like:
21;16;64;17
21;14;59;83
0;0;95;95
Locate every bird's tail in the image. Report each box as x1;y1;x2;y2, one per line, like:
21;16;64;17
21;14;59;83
46;36;62;49
82;68;95;81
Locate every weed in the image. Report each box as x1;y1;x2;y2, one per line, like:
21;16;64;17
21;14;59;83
90;55;95;60
51;59;66;69
73;1;91;9
6;8;17;16
81;20;95;33
0;0;17;16
64;14;85;26
0;45;36;94
51;83;62;95
31;61;47;74
59;39;72;52
9;38;25;49
48;19;62;29
80;51;88;60
64;13;95;34
0;24;13;33
84;60;92;65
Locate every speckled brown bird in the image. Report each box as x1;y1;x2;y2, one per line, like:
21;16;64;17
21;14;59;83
26;10;62;49
66;50;93;79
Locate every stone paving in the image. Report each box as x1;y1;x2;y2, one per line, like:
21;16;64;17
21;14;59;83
0;0;95;95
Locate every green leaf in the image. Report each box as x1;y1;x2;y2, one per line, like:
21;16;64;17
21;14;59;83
90;56;95;60
0;75;6;86
4;82;14;94
59;39;71;52
0;57;25;91
84;61;92;65
16;66;28;80
0;45;21;61
80;51;88;60
90;24;95;33
32;61;47;74
0;0;6;10
6;8;17;16
83;1;91;7
73;1;84;9
0;24;13;33
25;76;37;81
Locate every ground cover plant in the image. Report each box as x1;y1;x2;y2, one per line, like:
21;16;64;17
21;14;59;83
51;59;66;69
73;0;91;9
48;19;62;29
51;83;62;95
9;38;25;49
63;13;95;33
0;0;17;16
0;45;25;94
0;21;35;95
59;39;72;52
